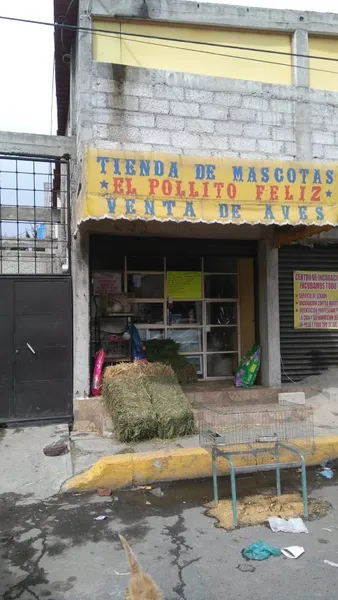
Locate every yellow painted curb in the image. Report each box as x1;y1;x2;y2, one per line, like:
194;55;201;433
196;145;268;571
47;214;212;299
65;436;338;491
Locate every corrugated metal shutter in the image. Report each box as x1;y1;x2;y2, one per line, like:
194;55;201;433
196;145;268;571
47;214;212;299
279;244;338;382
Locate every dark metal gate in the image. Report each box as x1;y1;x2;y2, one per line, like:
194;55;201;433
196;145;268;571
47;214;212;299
0;277;72;423
0;154;73;423
279;244;338;383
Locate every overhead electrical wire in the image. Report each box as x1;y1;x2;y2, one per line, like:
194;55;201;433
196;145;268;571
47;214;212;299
97;32;338;76
1;12;338;70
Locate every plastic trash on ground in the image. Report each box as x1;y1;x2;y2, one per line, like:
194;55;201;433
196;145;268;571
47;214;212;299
281;546;304;559
324;560;338;567
317;468;334;479
268;517;309;534
242;540;281;561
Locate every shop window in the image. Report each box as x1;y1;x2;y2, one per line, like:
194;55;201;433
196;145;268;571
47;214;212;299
166;255;202;271
207;327;238;353
127;255;164;271
139;329;164;341
127;274;164;298
204;256;237;273
186;355;203;376
168;328;202;353
168;301;202;325
204;274;238;299
206;302;237;325
207;353;237;377
131;302;164;325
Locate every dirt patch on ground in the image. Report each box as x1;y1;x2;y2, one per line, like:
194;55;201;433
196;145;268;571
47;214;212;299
205;492;331;530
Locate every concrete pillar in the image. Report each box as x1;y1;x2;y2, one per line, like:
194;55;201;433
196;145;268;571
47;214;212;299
258;238;281;388
72;230;90;398
292;30;312;161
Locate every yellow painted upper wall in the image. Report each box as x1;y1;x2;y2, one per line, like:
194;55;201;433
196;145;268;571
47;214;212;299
309;37;338;92
92;19;292;86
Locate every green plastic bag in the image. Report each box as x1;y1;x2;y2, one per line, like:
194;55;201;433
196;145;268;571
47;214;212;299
234;344;261;388
242;540;281;561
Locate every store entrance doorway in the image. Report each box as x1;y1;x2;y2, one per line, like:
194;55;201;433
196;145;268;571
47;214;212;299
90;235;257;380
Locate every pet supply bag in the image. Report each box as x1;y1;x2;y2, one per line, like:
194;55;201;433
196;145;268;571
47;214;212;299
234;344;261;388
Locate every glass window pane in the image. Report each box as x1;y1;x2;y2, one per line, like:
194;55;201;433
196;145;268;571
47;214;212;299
166;255;201;271
167;328;202;352
207;327;238;352
168;301;202;325
206;302;237;325
132;302;164;324
127;255;164;270
204;274;238;298
128;274;164;298
204;256;237;273
207;353;237;377
186;355;203;376
139;329;164;341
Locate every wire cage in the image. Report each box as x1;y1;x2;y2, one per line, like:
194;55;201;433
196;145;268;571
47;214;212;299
198;403;315;524
198;403;315;455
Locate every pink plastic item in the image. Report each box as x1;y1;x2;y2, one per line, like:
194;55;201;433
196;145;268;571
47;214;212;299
92;349;105;396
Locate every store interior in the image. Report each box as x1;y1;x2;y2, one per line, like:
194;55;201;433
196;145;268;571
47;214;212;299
89;234;258;380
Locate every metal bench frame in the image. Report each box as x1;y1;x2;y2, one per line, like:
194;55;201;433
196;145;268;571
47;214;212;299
212;442;308;528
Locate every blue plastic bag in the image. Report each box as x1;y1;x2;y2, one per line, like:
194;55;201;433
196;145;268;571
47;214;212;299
129;324;147;361
242;540;281;561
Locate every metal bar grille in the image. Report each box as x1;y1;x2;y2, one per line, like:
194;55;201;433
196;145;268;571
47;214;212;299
0;154;70;275
279;244;338;382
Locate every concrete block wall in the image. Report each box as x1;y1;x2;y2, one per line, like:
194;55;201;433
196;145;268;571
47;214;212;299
89;64;300;160
85;64;338;165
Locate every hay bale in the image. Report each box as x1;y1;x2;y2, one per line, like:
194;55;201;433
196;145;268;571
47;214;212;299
205;492;331;530
146;375;196;439
104;361;174;380
103;362;195;442
102;374;156;443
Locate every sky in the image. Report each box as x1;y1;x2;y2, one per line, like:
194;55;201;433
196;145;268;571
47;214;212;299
0;0;337;136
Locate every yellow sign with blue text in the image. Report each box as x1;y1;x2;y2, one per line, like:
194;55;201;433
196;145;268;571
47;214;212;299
79;148;338;227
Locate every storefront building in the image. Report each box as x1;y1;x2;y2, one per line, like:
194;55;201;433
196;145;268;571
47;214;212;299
54;0;338;402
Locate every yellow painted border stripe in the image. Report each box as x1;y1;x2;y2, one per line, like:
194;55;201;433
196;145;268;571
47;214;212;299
65;437;338;491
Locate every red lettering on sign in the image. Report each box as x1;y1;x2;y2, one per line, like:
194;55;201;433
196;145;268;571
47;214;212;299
126;178;136;195
113;177;124;194
285;185;294;201
175;181;186;197
148;179;159;195
162;180;172;196
188;181;199;198
256;185;265;201
311;186;321;202
214;182;224;199
299;186;306;202
202;182;209;198
270;185;279;201
227;184;237;200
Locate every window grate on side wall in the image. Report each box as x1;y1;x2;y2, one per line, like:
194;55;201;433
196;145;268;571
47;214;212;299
0;155;70;275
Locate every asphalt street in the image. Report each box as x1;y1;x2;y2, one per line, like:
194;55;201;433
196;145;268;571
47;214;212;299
1;472;338;600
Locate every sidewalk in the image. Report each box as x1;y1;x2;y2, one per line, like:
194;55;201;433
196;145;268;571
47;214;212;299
0;424;72;503
66;395;338;491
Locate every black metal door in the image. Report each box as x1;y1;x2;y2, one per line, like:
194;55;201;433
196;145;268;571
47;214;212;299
0;277;72;423
0;280;14;419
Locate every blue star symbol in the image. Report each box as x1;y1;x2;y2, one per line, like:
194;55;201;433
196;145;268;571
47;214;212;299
100;180;108;189
326;190;333;198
